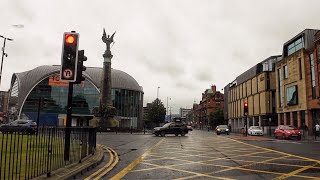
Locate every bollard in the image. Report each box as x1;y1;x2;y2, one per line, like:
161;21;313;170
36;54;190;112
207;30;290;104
131;126;133;134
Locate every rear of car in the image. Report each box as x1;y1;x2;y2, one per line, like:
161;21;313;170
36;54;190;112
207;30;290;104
215;125;229;135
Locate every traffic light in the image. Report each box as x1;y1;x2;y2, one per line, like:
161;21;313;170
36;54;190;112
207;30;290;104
60;32;79;82
74;50;87;84
244;102;248;116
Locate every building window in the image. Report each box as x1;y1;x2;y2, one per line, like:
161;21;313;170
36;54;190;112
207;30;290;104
299;58;302;80
278;68;283;107
286;85;298;106
287;37;304;56
310;53;316;99
283;65;288;79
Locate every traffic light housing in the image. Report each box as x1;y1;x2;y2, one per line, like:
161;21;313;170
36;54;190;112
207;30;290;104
244;102;248;116
60;32;79;82
74;50;87;84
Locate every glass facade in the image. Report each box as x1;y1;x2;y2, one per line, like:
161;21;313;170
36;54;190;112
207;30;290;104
287;37;304;56
278;68;283;107
310;53;316;99
17;73;142;127
283;65;288;79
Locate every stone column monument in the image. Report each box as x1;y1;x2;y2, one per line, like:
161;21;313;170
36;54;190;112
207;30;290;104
99;28;117;128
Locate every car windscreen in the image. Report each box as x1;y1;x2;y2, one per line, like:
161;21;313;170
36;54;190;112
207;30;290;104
162;123;172;128
219;125;228;128
284;126;297;130
252;127;262;130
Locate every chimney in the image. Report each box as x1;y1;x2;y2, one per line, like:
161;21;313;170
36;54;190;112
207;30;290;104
211;85;216;93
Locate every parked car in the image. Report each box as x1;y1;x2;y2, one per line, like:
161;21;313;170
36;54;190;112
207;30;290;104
0;120;37;134
248;126;263;136
215;125;229;135
153;122;188;137
274;125;301;140
187;125;193;131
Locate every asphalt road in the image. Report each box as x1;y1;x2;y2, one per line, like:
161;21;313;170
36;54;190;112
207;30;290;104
83;130;320;179
241;136;320;161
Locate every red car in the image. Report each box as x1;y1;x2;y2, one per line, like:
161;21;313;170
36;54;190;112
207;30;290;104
274;125;301;140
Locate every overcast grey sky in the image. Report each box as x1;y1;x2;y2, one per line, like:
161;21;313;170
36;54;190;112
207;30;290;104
1;0;320;113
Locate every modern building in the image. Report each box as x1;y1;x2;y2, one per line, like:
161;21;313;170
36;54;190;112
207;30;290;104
180;108;192;118
193;85;224;128
143;103;152;123
0;91;9;122
276;29;320;130
7;65;144;128
225;55;282;133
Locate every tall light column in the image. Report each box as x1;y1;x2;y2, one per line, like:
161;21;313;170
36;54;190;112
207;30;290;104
0;35;13;87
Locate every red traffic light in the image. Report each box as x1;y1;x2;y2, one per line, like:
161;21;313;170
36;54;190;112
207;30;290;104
244;102;248;107
65;34;75;44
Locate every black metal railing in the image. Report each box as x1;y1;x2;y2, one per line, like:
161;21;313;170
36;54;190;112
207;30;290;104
0;127;96;180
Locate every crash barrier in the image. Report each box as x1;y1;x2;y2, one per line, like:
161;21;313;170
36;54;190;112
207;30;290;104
0;127;96;180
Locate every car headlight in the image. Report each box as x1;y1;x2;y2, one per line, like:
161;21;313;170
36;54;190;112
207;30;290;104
226;129;229;131
217;129;220;131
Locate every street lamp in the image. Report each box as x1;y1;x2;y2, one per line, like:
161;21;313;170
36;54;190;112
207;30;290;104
157;86;160;99
0;35;13;87
167;97;171;115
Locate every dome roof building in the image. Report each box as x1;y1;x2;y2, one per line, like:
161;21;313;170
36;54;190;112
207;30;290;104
8;65;144;128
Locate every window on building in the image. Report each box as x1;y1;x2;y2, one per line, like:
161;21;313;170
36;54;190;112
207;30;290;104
278;68;283;107
287;37;304;56
310;53;316;99
299;58;302;80
283;65;288;79
286;85;298;106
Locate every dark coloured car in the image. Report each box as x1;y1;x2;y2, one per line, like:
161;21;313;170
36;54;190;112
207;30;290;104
215;125;229;135
0;120;37;134
153;122;188;137
274;125;301;140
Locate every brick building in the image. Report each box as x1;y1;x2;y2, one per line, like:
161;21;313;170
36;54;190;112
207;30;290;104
193;85;224;128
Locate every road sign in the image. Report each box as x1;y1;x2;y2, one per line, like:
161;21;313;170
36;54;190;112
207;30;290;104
62;69;73;79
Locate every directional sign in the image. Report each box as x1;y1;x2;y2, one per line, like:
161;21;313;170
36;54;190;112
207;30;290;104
62;69;73;79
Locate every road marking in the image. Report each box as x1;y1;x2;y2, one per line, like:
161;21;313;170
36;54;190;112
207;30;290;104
94;147;119;180
141;162;236;180
84;146;114;180
272;162;319;180
84;146;119;180
226;137;320;163
110;138;164;180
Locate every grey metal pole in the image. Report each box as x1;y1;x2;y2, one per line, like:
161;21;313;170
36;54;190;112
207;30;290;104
0;38;7;86
166;97;168;116
157;87;160;99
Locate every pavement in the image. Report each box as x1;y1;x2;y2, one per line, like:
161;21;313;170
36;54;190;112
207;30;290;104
34;145;104;180
77;130;320;179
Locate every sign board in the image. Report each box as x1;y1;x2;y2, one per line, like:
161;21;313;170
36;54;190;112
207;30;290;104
49;74;84;87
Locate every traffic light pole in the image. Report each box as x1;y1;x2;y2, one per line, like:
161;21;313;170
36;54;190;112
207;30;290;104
64;82;73;161
245;116;248;136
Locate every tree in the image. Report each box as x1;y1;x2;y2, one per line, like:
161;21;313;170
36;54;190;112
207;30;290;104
209;108;224;127
147;98;166;126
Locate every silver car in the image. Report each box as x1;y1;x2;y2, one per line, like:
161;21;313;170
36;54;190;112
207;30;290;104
248;126;263;136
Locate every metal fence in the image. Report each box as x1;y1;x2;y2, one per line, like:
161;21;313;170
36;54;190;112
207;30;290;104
0;127;96;180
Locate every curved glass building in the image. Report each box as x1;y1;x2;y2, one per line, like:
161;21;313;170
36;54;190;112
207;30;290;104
7;65;144;128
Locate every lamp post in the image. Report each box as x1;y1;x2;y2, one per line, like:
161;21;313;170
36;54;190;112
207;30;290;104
157;86;160;99
0;35;13;87
166;97;171;116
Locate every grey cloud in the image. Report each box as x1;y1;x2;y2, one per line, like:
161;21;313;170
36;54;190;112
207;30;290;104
195;71;213;82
